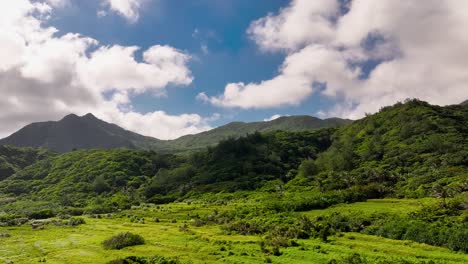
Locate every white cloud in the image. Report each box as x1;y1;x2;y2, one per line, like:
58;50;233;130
247;0;338;53
107;111;212;140
263;114;284;122
0;0;211;140
46;0;69;8
79;45;192;94
203;0;468;118
199;45;359;109
102;0;146;23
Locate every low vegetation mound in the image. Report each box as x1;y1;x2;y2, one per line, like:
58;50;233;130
107;255;180;264
102;232;145;250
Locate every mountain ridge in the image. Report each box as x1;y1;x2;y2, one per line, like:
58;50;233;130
0;113;351;153
162;115;352;152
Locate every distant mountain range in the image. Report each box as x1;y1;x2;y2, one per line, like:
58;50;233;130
0;114;351;153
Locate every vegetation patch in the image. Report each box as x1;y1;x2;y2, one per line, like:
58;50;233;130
67;217;86;226
102;232;145;250
0;232;11;238
107;255;181;264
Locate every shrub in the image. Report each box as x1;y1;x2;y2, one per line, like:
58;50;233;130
0;233;11;238
63;207;84;216
27;209;55;219
107;255;180;264
102;232;145;250
68;217;86;226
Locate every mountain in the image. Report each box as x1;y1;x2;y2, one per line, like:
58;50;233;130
158;115;352;152
0;114;160;153
0;114;351;153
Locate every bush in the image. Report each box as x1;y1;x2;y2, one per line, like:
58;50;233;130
27;209;55;219
63;207;84;216
0;233;11;238
107;255;180;264
68;217;86;226
102;232;145;250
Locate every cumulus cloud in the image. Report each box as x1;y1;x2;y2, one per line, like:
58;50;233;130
102;0;146;23
247;0;338;53
198;45;359;108
0;0;211;140
79;45;192;93
202;0;468;118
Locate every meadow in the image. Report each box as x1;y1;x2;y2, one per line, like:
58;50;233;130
1;199;467;264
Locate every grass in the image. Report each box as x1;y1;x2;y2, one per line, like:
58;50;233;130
303;198;434;217
1;199;466;264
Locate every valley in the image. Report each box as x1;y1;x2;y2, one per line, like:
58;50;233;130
0;100;467;264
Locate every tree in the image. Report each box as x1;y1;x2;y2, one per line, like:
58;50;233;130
297;159;318;179
93;175;111;194
431;182;448;208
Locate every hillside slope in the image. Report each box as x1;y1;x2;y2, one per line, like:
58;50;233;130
161;116;351;152
297;99;468;197
0;145;54;181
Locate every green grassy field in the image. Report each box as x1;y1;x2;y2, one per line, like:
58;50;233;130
303;198;434;217
1;199;467;264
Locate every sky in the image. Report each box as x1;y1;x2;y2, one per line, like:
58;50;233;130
0;0;467;140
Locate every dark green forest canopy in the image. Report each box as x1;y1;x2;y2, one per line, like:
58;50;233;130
0;145;54;181
299;99;468;197
0;99;466;213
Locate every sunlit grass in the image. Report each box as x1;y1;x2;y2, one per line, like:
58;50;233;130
1;199;466;264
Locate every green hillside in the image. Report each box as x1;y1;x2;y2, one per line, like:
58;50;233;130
0;145;54;181
0;128;335;211
159;116;351;153
295;99;468;197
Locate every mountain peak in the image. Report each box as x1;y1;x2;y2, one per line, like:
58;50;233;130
61;113;80;121
0;113;147;152
82;113;98;120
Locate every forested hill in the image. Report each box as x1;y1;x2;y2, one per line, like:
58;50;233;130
0;145;54;181
294;99;467;197
159;115;352;152
0;99;466;211
0;113;351;153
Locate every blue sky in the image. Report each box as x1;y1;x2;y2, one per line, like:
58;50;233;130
1;0;466;139
46;0;334;126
